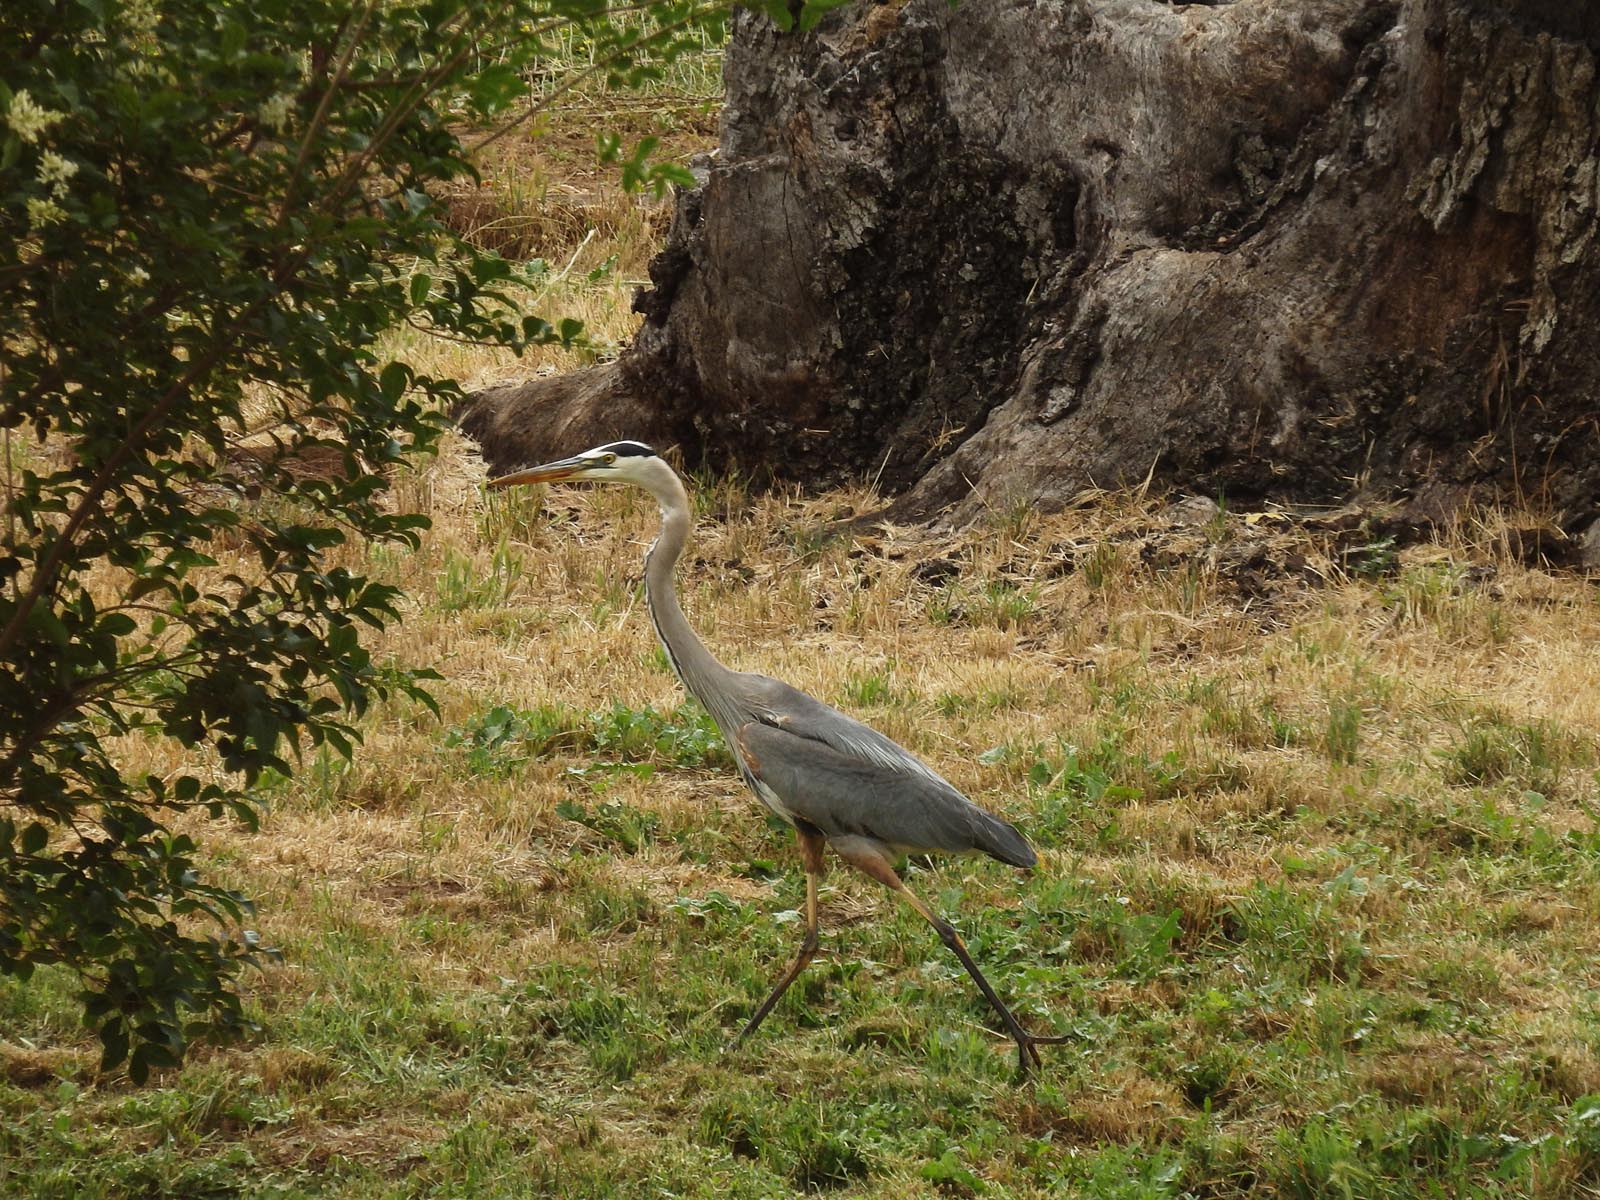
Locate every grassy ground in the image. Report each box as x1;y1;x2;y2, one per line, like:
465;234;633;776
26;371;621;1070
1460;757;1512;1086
6;52;1600;1200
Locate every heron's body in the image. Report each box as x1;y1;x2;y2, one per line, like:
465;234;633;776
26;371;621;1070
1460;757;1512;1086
490;441;1064;1074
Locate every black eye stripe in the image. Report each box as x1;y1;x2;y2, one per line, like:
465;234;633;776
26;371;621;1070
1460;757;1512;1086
597;440;655;458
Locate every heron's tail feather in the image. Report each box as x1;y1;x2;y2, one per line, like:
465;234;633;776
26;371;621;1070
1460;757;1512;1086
972;809;1037;869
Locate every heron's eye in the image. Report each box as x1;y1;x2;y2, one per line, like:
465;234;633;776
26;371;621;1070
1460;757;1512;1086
603;453;617;465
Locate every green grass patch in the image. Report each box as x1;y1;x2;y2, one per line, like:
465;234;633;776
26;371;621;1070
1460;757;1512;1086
443;698;730;777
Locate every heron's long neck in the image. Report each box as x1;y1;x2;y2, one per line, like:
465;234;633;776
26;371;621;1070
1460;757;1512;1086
643;476;740;729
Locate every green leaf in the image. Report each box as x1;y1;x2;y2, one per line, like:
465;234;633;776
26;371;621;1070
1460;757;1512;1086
0;0;726;1088
465;62;525;117
379;362;412;402
98;612;137;637
25;605;71;649
920;1150;985;1192
98;1018;129;1073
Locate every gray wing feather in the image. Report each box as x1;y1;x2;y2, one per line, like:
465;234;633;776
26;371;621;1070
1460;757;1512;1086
735;703;1036;868
737;674;948;784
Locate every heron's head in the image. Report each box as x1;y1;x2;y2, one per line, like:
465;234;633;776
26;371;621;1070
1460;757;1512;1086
487;440;669;491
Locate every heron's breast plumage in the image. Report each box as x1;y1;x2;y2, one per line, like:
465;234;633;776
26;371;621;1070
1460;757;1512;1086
731;724;799;825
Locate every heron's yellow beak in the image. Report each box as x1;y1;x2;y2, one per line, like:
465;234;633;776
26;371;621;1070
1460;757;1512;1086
486;455;588;489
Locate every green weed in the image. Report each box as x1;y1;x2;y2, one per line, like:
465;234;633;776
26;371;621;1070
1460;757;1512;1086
436;539;526;610
1443;712;1590;795
1325;699;1362;766
476;482;549;545
1082;542;1120;590
841;669;896;707
1345;534;1399;578
584;700;729;768
442;699;729;777
556;797;660;854
444;702;583;774
925;584;967;627
1227;881;1367;986
976;579;1039;630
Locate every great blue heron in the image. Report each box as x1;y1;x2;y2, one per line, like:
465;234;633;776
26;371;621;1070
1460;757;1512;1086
490;440;1066;1074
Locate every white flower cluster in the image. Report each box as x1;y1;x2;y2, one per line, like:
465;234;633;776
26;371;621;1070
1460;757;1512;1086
6;91;74;230
120;0;161;35
4;89;65;145
26;198;67;229
257;92;294;134
37;150;77;198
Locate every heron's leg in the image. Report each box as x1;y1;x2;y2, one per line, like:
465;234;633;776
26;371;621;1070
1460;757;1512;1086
735;826;826;1045
835;843;1068;1077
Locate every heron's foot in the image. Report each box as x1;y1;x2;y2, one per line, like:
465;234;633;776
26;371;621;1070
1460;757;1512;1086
982;992;1071;1077
1010;1026;1072;1077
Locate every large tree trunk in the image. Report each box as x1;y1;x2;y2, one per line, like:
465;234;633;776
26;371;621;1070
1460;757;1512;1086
459;0;1600;541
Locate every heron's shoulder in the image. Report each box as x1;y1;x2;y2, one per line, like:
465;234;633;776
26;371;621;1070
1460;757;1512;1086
733;671;827;713
734;672;863;733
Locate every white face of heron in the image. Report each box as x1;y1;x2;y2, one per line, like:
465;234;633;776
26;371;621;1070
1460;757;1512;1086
567;441;667;486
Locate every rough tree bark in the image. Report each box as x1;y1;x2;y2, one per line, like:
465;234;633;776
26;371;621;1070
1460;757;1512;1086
459;0;1600;543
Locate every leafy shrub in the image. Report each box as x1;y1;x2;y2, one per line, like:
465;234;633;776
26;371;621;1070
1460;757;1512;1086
0;0;722;1079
